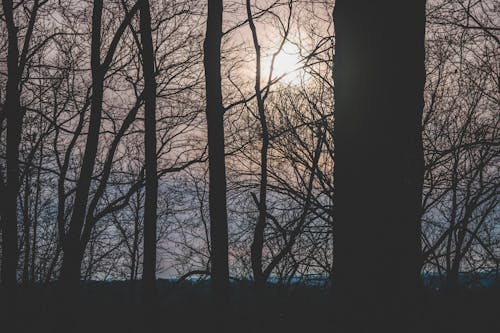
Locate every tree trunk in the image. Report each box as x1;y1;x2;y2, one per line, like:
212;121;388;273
22;170;31;286
139;0;158;307
59;0;105;290
58;0;140;292
56;8;106;333
333;1;426;332
246;0;268;290
31;143;43;282
203;0;229;297
1;0;21;302
131;191;141;288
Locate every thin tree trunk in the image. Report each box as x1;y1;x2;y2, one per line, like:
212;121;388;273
139;0;158;307
31;140;43;283
203;0;229;297
246;0;268;289
333;1;426;332
22;169;31;286
31;73;44;284
131;191;141;291
44;244;61;284
246;0;292;289
130;213;139;302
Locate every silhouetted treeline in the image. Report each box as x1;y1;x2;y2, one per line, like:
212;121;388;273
0;0;498;331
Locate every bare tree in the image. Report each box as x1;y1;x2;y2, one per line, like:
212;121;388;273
59;0;141;290
1;0;21;295
139;0;158;306
422;0;500;290
203;0;230;298
0;1;48;317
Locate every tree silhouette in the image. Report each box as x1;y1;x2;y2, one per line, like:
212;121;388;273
139;0;158;307
1;0;20;291
333;1;426;331
58;1;141;291
203;0;230;299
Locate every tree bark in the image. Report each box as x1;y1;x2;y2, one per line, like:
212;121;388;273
203;0;230;298
333;1;426;332
0;4;22;327
139;0;158;306
1;0;21;297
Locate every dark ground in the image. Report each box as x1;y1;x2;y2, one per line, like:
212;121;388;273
1;280;499;333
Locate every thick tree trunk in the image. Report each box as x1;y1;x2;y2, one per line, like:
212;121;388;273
139;0;158;306
203;0;229;298
333;1;426;332
1;0;21;300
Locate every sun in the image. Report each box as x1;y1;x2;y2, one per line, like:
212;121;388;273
262;42;304;85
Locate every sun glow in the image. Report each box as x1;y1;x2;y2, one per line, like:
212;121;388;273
261;43;304;85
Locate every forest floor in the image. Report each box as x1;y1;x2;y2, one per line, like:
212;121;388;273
2;280;499;333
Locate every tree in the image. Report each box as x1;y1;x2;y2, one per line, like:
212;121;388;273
421;0;499;291
139;0;158;306
1;0;47;311
246;0;294;289
222;0;335;286
1;0;21;295
333;1;426;331
59;0;141;290
203;0;230;298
